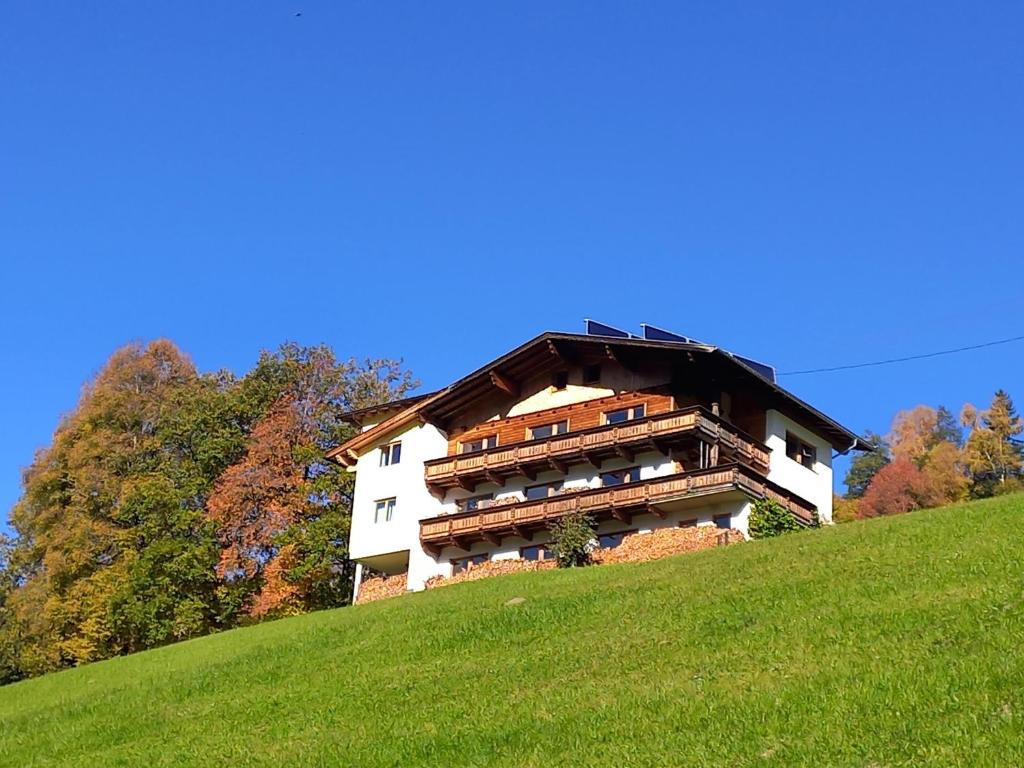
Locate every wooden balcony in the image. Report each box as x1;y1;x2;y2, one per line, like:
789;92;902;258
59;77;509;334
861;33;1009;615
419;463;815;555
423;406;770;494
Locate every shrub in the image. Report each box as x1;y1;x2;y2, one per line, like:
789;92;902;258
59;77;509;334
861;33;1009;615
549;511;596;567
748;498;801;539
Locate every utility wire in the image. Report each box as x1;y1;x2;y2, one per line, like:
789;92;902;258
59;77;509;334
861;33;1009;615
778;334;1024;376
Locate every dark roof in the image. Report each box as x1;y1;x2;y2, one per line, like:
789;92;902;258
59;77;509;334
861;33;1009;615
330;331;870;462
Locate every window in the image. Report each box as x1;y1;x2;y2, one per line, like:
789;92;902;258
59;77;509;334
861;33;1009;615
785;432;817;470
374;498;396;523
599;466;641;487
582;364;602;385
451;553;488;575
529;420;569;440
524;482;562;500
459;493;494;512
460;434;497;454
551;371;569;390
379;442;401;467
713;514;731;530
597;531;634;549
521;543;556;561
604;404;646;425
679;518;698;528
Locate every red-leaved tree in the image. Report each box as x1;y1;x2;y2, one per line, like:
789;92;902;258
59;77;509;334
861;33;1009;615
859;458;940;518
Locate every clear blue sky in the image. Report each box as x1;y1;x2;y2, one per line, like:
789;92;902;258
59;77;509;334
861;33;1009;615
2;2;1022;532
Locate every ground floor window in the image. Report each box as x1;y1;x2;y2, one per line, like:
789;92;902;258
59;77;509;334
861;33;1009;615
597;530;635;549
713;514;731;529
521;543;556;561
451;553;489;574
678;518;698;528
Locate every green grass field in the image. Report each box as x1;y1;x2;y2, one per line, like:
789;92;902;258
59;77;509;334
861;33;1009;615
3;495;1024;767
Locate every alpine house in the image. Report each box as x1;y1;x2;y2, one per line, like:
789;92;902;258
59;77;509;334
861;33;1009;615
328;323;869;600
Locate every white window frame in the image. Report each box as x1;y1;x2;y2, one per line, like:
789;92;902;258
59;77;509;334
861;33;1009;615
374;497;396;523
528;420;569;440
379;441;402;467
603;404;646;425
460;434;498;454
785;432;817;472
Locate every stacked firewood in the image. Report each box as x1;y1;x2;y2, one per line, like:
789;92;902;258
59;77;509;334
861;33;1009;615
424;558;556;590
359;526;744;602
592;525;744;565
356;573;408;604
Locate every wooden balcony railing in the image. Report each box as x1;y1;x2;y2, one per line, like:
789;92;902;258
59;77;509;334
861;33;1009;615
419;463;815;554
423;406;769;493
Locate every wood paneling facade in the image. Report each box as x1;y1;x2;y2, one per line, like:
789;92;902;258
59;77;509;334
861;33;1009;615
447;390;675;455
424;405;771;494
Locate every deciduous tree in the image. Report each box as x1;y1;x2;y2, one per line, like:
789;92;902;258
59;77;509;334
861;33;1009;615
859;458;939;518
207;344;416;617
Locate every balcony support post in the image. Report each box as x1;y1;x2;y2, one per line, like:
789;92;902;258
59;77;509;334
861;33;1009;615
611;507;633;525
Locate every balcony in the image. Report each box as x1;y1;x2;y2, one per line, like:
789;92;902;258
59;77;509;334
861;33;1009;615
419;463;815;555
424;406;770;495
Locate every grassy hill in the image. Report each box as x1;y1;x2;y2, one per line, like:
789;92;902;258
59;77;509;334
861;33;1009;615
3;495;1024;767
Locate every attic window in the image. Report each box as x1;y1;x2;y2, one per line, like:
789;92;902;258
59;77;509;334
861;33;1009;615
786;432;817;470
551;371;569;390
460;434;498;454
529;420;568;440
582;364;602;384
604;404;645;424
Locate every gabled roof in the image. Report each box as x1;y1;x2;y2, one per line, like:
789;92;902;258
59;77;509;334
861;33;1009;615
328;332;870;465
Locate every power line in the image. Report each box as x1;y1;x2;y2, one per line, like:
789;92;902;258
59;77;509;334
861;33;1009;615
778;334;1024;377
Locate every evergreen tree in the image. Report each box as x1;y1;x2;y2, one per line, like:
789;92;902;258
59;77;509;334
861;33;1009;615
962;390;1023;491
844;431;890;498
934;405;963;448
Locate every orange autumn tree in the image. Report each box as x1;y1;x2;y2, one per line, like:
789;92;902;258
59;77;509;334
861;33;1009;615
207;399;308;616
886;404;967;507
207;344;416;618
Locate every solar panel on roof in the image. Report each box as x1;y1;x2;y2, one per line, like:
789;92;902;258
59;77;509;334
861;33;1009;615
732;354;777;383
640;324;700;344
584;319;631;338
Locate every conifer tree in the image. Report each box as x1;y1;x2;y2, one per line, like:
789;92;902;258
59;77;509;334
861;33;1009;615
844;431;890;498
962;390;1024;490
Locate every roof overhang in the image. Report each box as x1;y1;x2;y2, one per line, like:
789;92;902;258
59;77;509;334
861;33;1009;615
327;332;870;464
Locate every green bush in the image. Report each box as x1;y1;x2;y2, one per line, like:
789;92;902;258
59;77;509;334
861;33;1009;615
748;498;801;539
549;511;596;567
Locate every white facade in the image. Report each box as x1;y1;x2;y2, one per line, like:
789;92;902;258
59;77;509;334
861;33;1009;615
765;409;834;524
348;421;446;574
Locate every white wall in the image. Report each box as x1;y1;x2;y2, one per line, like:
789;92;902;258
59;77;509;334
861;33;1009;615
348;421;448;564
506;366;669;418
764;409;834;523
